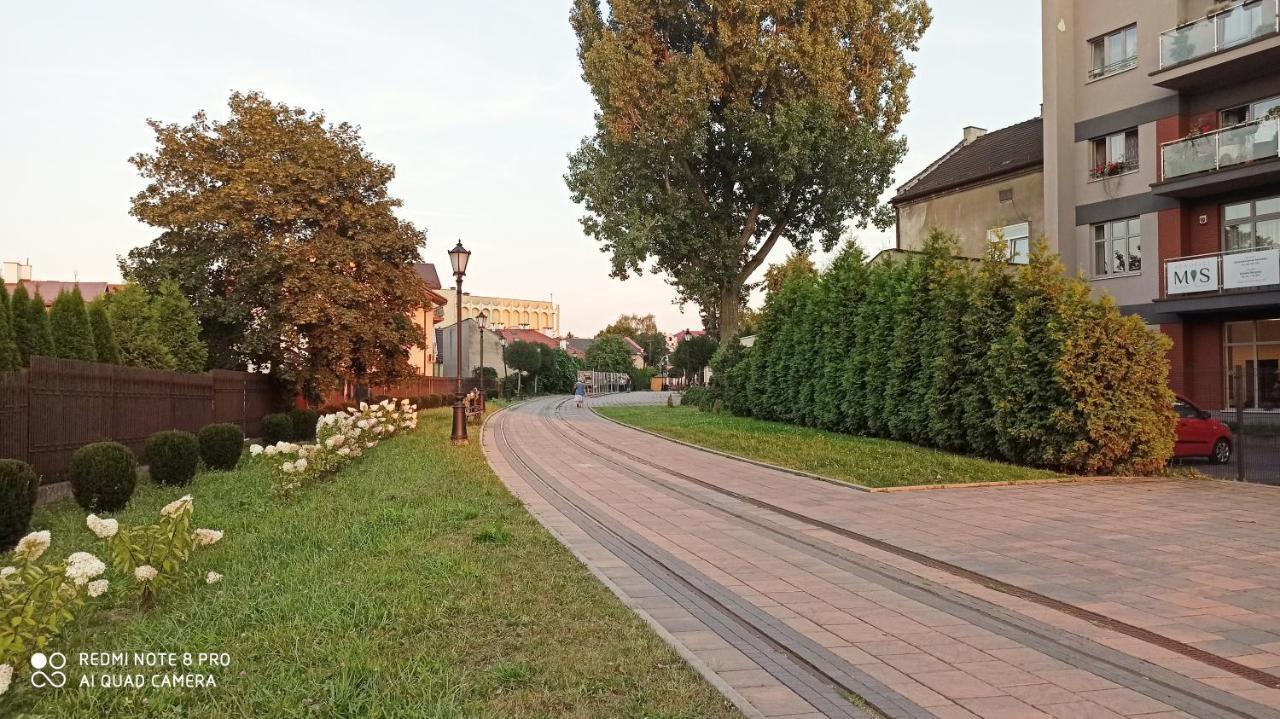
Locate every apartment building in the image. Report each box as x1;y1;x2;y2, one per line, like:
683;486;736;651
1044;0;1280;411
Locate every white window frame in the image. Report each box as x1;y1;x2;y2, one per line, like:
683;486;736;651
988;222;1030;265
1093;217;1142;278
1224;195;1280;252
1089;24;1138;80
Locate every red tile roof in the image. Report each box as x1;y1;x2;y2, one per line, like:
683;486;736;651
4;281;123;306
497;328;559;350
891;118;1043;205
414;263;443;290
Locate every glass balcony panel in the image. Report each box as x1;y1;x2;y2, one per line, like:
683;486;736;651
1216;119;1280;170
1219;1;1277;49
1162;118;1280;180
1161;17;1217;66
1162;136;1219;179
1160;1;1278;67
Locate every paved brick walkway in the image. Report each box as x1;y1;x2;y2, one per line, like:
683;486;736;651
484;393;1280;719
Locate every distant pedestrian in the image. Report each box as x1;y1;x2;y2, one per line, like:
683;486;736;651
574;378;587;408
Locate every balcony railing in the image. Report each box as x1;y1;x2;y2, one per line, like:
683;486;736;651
1160;117;1280;181
1163;246;1280;298
1159;0;1279;69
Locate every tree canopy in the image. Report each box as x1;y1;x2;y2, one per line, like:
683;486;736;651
152;280;208;373
670;334;717;382
105;284;176;371
584;335;633;372
0;284;19;371
87;298;122;365
122;91;429;398
597;313;665;366
49;288;96;362
566;0;931;346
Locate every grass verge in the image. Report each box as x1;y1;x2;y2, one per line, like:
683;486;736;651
596;405;1059;489
7;408;739;719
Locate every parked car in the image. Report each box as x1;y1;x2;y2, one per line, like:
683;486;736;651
1174;396;1233;464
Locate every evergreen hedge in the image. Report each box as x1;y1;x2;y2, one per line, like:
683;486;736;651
711;232;1176;475
289;408;320;441
69;442;137;511
261;413;294;445
0;459;40;551
199;423;244;471
49;286;97;362
145;430;200;486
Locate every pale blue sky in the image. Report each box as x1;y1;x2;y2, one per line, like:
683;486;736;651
0;0;1040;337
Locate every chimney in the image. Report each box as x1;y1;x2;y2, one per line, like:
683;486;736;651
962;126;988;145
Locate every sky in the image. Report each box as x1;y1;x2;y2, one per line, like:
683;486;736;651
0;0;1042;338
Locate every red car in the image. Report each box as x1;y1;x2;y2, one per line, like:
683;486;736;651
1173;396;1233;464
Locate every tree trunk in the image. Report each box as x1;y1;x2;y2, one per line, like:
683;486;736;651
717;283;742;350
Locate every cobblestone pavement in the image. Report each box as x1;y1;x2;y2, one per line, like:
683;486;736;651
483;393;1280;719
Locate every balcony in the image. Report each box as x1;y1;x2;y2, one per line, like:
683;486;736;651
1153;0;1280;90
1161;246;1280;307
1154;118;1280;197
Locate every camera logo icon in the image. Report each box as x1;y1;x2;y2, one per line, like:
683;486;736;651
29;652;68;688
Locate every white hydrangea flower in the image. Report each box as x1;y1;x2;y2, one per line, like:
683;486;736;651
337;447;351;457
160;495;193;519
88;579;109;598
206;571;223;585
295;458;308;472
0;663;11;696
264;445;279;456
65;551;106;586
193;528;223;547
249;444;263;456
359;402;368;411
14;530;51;561
282;461;296;474
0;566;16;579
357;419;369;429
134;565;158;582
86;513;119;539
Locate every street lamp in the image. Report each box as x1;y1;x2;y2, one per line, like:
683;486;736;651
499;334;508;398
477;310;488;411
682;330;693;387
449;240;471;445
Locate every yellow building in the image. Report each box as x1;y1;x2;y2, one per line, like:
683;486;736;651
438;291;560;336
408;263;449;376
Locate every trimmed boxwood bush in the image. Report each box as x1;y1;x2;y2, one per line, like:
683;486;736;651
289;408;320;441
261;413;294;445
199;423;244;471
69;442;137;512
146;430;200;486
0;459;40;551
680;385;708;407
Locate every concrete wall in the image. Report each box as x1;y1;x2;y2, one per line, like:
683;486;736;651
438;319;507;379
896;170;1045;257
438;292;560;336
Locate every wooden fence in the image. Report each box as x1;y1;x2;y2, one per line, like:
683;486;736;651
0;356;276;484
317;375;481;408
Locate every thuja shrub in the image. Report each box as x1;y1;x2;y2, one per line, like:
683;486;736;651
69;442;137;511
145;430;200;486
261;413;294;445
0;459;40;551
198;423;244;471
730;231;1175;475
289;408;320;442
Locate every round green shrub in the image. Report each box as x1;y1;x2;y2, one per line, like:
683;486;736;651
261;413;294;445
0;459;40;551
680;386;708;407
145;430;200;486
198;423;244;471
68;442;137;512
289;408;320;442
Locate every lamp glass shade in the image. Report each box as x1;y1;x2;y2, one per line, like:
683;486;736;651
448;241;471;276
477;311;488;329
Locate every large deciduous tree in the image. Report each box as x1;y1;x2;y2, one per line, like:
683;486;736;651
122;91;429;398
584;335;633;372
597;313;666;366
566;0;931;347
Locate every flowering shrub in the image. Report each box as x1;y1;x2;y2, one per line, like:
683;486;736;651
88;495;224;609
1;531;108;695
250;399;418;495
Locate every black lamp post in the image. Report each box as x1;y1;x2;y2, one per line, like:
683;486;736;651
477;310;488;411
682;330;694;387
500;335;508;397
449;241;471;445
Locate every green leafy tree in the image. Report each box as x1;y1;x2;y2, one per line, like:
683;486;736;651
122;91;428;397
598;313;667;367
49;287;97;362
87;298;122;365
813;243;868;431
0;284;20;371
106;284;175;370
25;292;56;362
152;280;208;373
669;334;718;386
957;238;1015;457
503;340;543;393
566;0;931;347
9;285;32;366
584;335;633;372
539;347;580;394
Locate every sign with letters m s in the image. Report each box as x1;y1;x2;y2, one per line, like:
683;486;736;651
1166;257;1219;295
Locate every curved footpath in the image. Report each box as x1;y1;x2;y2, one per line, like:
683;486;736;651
484;393;1280;719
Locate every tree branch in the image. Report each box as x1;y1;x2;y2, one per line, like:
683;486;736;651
737;204;762;249
738;214;789;285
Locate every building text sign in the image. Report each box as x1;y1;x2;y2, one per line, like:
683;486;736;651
1224;249;1280;290
1166;256;1219;294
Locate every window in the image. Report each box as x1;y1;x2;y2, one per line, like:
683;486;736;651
1220;94;1280;126
1090;129;1139;178
988;222;1030;265
1089;25;1138;79
1093;217;1142;276
1224;195;1280;252
1226;319;1280;410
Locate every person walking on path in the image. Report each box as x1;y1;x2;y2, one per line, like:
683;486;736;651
574;378;587;408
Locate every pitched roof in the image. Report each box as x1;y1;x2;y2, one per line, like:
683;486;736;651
621;336;645;355
565;337;595;354
4;281;123;306
414;263;442;290
891;118;1043;205
498;328;559;350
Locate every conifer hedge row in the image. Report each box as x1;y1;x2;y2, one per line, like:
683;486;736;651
712;232;1176;475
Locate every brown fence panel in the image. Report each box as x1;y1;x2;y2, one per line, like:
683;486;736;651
242;374;273;438
0;369;29;464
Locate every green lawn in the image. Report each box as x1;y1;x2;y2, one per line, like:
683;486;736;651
597;405;1059;489
7;409;738;719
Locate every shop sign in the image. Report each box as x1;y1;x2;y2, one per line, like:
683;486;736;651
1223;249;1280;290
1166;256;1219;294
